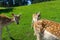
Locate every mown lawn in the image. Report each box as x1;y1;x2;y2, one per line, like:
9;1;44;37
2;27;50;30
0;0;60;40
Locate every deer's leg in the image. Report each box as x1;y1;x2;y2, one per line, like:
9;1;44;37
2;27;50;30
6;26;11;37
0;25;2;40
34;28;43;40
31;20;34;29
33;27;37;36
6;26;14;40
36;33;43;40
36;33;40;40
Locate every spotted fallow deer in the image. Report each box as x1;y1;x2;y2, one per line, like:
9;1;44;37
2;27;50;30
0;13;21;40
32;12;40;36
32;13;60;40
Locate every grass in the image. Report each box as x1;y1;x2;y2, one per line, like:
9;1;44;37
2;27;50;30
0;0;60;40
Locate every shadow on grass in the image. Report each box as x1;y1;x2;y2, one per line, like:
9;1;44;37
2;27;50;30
3;38;21;40
40;0;55;2
0;7;13;14
32;0;55;4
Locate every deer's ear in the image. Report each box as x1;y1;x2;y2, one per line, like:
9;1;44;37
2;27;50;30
18;15;21;18
20;14;21;16
19;14;22;17
37;12;40;15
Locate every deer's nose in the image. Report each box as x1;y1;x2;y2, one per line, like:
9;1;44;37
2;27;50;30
17;22;19;24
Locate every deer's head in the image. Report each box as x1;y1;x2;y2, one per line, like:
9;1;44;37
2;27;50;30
12;13;21;24
32;12;40;22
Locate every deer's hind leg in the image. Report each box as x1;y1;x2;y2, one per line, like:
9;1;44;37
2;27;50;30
43;30;59;40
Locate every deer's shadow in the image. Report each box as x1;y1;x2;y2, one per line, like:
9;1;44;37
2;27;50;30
0;7;13;14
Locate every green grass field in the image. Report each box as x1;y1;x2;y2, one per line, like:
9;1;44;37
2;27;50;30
0;0;60;40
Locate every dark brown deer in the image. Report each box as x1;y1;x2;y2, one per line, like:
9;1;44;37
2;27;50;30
0;13;21;40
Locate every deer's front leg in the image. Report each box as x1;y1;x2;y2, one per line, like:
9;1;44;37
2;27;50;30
34;29;43;40
36;33;40;40
31;20;34;29
36;33;43;40
6;26;15;40
33;27;37;36
6;26;11;37
0;25;2;40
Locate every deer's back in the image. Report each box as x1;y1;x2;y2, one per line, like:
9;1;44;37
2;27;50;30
0;15;11;25
33;19;60;38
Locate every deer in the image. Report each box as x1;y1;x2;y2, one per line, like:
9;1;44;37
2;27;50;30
0;13;21;40
32;13;60;40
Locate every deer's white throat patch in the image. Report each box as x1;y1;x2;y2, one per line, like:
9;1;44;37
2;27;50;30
33;18;38;22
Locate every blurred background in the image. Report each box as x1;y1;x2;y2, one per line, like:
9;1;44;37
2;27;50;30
0;0;54;7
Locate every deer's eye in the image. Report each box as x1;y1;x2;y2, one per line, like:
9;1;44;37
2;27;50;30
38;15;40;17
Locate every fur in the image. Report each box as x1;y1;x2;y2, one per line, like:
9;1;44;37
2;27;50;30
33;19;60;40
0;14;20;40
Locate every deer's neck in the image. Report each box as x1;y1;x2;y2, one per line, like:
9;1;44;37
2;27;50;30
33;18;37;22
0;16;15;25
33;17;40;23
11;17;15;22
